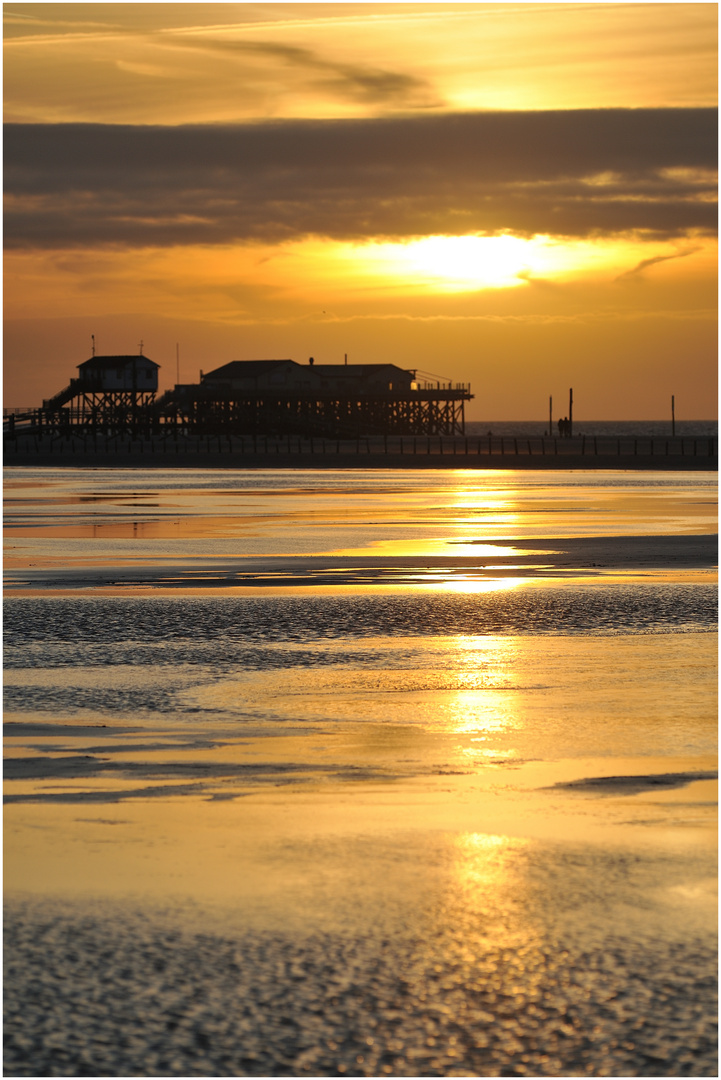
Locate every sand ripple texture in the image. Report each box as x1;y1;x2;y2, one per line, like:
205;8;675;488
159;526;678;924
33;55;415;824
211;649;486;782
4;899;717;1078
5;587;718;657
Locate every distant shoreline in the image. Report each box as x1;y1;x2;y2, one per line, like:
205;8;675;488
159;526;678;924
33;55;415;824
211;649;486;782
464;420;718;438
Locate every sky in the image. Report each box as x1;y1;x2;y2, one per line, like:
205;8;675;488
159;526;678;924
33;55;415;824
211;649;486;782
3;2;718;419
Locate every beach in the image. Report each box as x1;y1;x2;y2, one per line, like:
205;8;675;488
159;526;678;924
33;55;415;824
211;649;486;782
4;2;718;1072
4;466;718;1076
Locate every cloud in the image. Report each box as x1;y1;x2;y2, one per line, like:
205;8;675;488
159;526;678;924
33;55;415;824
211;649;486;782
614;246;704;281
168;36;438;107
4;109;717;249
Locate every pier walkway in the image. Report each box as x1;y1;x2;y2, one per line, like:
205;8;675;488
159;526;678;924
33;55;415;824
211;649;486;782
3;432;716;470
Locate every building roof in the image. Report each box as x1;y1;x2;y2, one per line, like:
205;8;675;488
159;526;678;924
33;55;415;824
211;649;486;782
311;364;411;376
202;360;294;380
78;355;159;370
202;360;412;381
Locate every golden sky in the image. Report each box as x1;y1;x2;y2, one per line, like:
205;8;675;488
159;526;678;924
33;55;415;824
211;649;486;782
3;2;718;418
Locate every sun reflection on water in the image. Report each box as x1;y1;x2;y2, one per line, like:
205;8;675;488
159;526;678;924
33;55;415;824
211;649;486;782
451;832;532;923
431;635;524;744
432;575;528;594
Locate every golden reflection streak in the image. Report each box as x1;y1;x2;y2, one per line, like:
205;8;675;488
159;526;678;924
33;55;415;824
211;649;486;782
430;576;528;595
448;482;519;526
425;634;525;742
450;833;532;929
444;480;527;554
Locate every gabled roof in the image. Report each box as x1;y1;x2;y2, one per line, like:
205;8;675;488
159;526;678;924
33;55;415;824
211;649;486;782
311;364;411;376
203;360;295;380
78;355;159;370
203;360;413;381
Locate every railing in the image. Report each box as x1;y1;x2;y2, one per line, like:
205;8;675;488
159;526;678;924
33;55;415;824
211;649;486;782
415;382;472;392
3;431;717;461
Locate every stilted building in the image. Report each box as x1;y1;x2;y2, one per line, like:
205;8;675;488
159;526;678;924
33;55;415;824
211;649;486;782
42;355;159;433
26;354;472;437
168;359;471;437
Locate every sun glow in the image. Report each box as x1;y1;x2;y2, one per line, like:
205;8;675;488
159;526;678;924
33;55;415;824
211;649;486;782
355;234;542;291
327;233;649;293
393;235;535;290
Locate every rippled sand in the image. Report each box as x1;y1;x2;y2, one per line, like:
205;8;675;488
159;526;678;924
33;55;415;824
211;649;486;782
5;876;717;1077
4;468;717;1076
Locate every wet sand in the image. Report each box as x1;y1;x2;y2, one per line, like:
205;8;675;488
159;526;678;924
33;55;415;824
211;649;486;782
4;745;718;1076
4;468;717;1076
4;534;717;594
5;874;717;1077
5;620;717;1076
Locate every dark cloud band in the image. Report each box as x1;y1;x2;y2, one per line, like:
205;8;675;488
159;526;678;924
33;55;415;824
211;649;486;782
4;109;717;247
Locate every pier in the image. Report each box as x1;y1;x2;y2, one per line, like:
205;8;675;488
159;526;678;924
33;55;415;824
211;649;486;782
5;355;472;441
3;430;716;469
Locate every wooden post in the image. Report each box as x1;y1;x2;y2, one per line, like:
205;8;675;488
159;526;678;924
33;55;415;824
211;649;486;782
549;395;552;437
568;388;573;438
671;395;675;437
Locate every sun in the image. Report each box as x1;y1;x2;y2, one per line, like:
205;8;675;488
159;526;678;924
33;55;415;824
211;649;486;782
395;234;534;290
334;233;565;292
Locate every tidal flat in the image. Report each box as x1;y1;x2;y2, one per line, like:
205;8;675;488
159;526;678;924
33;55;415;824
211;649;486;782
3;468;718;1077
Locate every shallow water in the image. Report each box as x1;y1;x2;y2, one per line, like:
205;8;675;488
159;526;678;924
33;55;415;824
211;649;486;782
3;467;718;1076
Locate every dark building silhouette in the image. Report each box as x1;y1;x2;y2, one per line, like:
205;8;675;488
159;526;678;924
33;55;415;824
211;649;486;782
28;355;472;437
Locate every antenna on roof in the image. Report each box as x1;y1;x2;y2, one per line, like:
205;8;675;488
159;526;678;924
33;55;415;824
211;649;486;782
91;334;95;357
138;340;144;355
